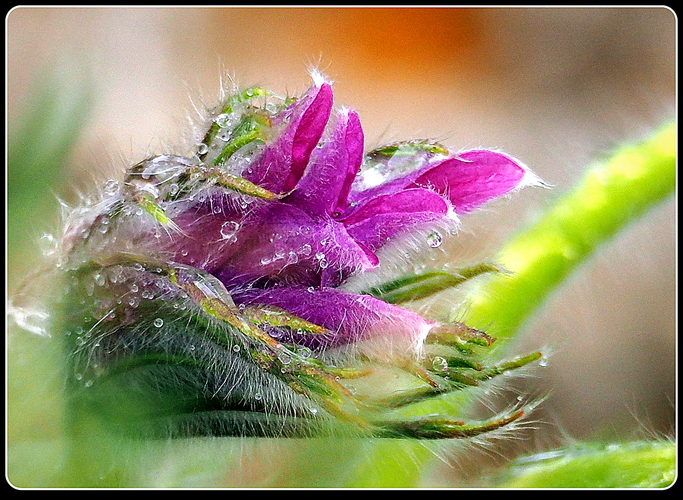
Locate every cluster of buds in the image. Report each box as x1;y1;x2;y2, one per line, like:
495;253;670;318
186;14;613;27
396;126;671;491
53;73;542;439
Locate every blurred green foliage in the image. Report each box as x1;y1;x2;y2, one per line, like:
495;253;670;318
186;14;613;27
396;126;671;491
7;70;92;290
495;440;676;488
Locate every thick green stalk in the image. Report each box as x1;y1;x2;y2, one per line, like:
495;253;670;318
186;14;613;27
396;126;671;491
461;122;676;349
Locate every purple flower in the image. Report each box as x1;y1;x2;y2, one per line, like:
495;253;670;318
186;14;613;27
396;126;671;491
53;74;543;440
142;76;537;353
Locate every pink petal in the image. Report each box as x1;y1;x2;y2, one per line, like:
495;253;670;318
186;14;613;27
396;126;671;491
344;188;449;251
413;150;529;214
286;109;364;216
234;286;431;357
244;82;333;194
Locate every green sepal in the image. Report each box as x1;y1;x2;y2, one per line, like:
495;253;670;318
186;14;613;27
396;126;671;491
365;263;501;304
200;86;268;152
372;409;525;439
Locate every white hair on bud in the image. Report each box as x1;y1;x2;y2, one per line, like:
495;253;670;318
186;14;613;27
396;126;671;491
308;66;331;88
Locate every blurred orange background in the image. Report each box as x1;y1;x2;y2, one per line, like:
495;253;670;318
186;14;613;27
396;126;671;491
6;6;676;486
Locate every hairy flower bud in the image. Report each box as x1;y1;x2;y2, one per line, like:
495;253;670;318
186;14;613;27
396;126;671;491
26;73;544;440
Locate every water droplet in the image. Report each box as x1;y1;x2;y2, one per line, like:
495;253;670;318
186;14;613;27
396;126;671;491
8;304;51;337
319;258;329;269
431;356;448;372
128;296;140;308
103;179;121;196
232;344;241;353
254;393;262;401
300;244;312;256
196;142;209;155
38;233;59;257
168;183;180;196
307;286;316;293
426;231;443;248
153;318;164;328
214;113;232;128
286;251;299;265
94;273;106;287
220;220;240;239
276;345;292;365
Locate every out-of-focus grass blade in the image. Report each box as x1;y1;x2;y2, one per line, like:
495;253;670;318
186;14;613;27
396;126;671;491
494;440;676;488
7;70;92;488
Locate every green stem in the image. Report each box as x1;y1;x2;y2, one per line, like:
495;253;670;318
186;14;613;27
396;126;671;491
463;121;676;348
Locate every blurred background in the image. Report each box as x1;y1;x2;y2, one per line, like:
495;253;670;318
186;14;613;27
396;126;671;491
6;6;676;487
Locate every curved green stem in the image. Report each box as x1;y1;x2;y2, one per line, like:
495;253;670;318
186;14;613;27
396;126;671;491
463;121;676;348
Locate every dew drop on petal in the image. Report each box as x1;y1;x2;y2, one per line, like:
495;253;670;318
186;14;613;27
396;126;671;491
220;220;240;239
426;231;443;248
153;318;164;328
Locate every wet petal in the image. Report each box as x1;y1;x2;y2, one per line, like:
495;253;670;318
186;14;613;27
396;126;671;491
286;109;364;216
245;82;333;193
413;150;533;214
350;149;533;214
202;201;378;289
234;286;432;358
343;188;449;251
